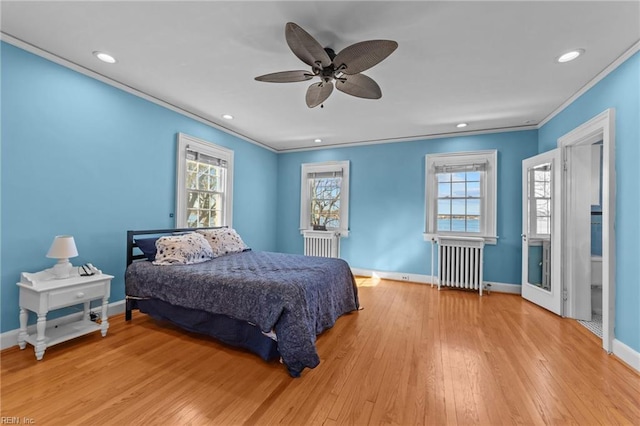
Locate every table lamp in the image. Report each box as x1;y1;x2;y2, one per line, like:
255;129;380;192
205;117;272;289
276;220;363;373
46;235;78;279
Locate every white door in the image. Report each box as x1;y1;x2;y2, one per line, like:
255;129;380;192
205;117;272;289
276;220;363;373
522;150;562;315
562;144;593;321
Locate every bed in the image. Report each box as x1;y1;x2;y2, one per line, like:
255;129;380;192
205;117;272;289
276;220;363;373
124;227;360;377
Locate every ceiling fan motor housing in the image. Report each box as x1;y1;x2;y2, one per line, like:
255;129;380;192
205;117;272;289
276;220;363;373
324;47;337;61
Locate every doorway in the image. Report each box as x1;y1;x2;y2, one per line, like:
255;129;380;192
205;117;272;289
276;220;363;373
559;109;615;352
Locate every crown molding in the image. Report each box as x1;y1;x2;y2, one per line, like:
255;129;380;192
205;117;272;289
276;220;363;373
0;33;277;154
278;125;538;153
538;40;640;128
4;31;637;154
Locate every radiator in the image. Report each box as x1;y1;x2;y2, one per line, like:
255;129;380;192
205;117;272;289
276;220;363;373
303;230;340;258
437;236;485;295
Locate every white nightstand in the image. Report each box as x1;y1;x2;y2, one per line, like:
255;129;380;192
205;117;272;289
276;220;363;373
17;270;113;360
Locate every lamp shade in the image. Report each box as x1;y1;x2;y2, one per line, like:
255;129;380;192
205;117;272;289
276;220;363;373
46;235;79;259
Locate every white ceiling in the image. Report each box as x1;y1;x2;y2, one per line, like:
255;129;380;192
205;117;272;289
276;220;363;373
2;1;639;152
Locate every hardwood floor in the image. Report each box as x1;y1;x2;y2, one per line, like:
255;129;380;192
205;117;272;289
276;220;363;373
2;277;638;425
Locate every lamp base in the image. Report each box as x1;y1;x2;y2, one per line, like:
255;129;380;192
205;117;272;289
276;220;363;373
50;259;73;279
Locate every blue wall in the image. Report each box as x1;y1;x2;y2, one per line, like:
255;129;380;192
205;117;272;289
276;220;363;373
1;42;278;332
2;40;638;356
538;51;640;352
276;131;539;284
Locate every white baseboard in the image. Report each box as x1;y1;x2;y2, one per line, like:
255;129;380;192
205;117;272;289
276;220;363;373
483;281;522;294
351;267;435;285
351;267;520;294
0;300;126;351
612;338;640;373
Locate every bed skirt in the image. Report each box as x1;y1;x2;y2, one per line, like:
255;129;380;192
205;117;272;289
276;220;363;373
129;298;280;362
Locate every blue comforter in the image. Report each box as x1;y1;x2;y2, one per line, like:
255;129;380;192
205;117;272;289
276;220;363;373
125;251;359;376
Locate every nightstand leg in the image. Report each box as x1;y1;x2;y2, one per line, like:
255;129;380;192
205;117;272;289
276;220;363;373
18;307;28;350
35;313;47;360
83;301;90;322
100;296;109;337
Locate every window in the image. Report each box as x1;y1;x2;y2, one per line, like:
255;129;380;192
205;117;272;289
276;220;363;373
425;150;497;243
176;133;233;228
436;168;482;233
527;163;551;237
300;161;350;235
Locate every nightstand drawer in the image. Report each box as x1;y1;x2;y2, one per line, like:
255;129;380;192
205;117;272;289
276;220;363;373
48;282;106;308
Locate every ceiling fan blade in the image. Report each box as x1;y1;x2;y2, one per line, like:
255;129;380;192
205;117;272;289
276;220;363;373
335;73;382;99
285;22;332;69
255;70;314;83
333;40;398;75
306;82;334;108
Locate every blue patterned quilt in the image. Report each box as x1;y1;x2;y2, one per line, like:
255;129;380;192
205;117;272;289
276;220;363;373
125;250;359;376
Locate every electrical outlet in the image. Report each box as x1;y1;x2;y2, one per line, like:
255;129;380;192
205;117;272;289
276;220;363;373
401;275;410;281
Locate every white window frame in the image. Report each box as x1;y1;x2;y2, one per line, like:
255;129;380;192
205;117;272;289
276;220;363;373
424;150;497;244
176;133;234;228
300;160;350;237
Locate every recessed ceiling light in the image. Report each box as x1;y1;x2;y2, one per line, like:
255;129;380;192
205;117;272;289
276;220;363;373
456;123;468;128
93;51;117;64
557;49;584;63
222;114;234;120
314;138;322;143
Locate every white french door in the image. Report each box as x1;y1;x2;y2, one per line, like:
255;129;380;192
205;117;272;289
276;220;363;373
521;149;562;315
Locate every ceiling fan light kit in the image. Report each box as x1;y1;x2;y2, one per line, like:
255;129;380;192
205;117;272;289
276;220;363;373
255;22;398;108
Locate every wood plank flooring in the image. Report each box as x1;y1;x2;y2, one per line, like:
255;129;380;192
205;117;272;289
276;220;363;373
2;277;638;425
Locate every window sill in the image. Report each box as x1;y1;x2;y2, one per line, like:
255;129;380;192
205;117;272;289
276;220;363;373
423;233;497;245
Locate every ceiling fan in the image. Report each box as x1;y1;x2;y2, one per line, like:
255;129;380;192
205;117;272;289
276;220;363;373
255;22;398;108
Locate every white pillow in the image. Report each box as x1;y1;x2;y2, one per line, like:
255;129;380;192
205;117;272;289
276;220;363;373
153;232;214;265
196;228;249;257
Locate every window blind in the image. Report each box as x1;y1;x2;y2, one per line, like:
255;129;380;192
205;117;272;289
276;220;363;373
186;148;228;168
308;170;343;179
434;161;487;173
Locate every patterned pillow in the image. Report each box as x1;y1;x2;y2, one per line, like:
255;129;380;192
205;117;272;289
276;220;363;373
196;228;249;257
153;232;214;265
